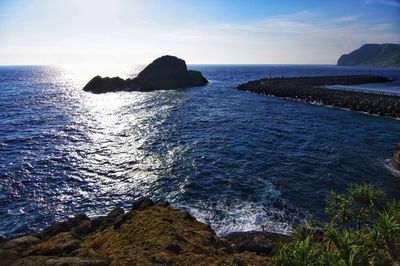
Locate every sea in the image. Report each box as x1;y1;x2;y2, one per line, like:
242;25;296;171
1;64;400;237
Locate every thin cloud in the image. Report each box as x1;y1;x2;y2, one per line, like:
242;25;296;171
365;0;400;7
334;15;362;23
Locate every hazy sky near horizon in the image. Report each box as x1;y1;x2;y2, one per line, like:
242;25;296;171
0;0;399;65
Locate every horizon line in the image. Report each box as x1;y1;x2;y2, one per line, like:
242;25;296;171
0;63;340;67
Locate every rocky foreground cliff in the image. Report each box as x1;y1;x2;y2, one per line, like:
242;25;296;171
0;198;288;266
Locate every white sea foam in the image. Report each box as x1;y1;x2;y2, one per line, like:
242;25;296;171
176;183;297;235
176;198;296;236
384;159;400;177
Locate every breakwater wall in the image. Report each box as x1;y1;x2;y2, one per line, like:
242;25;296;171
237;75;400;118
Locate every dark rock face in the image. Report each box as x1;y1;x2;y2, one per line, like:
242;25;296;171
83;55;208;93
224;231;290;255
237;75;400;118
156;201;171;208
83;76;126;94
393;144;400;170
107;207;124;219
134;55;208;90
1;236;41;250
337;44;400;67
188;70;209;86
131;197;155;211
39;214;90;240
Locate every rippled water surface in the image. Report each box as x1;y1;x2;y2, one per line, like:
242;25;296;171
1;64;400;237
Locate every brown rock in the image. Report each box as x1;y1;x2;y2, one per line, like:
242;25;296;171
393;144;400;170
106;207;124;220
28;232;80;256
223;231;290;255
9;256;110;266
40;215;90;240
90;217;109;232
1;235;41;250
0;248;20;265
43;257;110;266
156;201;171;208
71;220;94;236
113;214;129;230
131;197;155;211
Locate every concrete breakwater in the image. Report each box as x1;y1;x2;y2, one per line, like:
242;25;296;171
237;75;400;118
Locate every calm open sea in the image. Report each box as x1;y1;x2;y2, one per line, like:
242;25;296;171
1;64;400;237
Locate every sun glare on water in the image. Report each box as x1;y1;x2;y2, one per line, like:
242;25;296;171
59;64;144;86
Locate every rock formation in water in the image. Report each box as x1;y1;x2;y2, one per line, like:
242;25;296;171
237;75;400;118
337;44;400;67
83;55;208;93
0;198;288;265
135;55;208;89
83;76;126;94
393;144;400;170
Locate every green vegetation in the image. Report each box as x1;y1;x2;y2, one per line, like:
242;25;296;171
277;184;400;265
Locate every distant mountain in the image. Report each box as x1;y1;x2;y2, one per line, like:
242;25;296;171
337;44;400;67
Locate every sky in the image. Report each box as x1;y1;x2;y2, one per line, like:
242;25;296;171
0;0;399;65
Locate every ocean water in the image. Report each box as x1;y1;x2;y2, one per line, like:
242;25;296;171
1;64;400;237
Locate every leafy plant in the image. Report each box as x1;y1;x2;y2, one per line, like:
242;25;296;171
277;184;400;266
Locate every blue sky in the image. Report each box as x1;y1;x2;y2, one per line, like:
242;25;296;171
0;0;399;64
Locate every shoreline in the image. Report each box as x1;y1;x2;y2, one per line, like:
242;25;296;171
237;75;400;119
0;198;288;265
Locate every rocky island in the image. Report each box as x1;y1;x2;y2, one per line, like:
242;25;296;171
237;75;400;118
337;43;400;67
0;198;287;265
83;55;208;93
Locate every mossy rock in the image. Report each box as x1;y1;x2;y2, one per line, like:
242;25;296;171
77;205;273;265
3;203;276;265
27;232;80;256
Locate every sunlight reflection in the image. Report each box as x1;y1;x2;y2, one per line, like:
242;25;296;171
43;65;178;207
60;64;144;86
55;64;187;209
